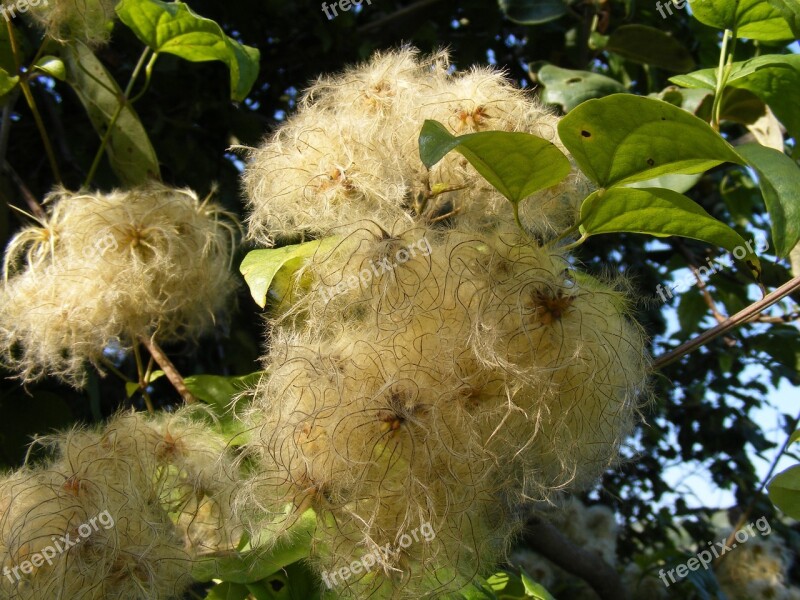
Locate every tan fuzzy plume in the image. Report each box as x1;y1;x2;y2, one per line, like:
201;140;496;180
0;184;240;386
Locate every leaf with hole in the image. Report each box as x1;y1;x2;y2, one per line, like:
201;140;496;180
605;25;695;72
418;120;571;205
61;43;160;184
689;0;794;41
116;0;260;101
558;94;744;187
577;187;761;280
538;65;627;112
736;143;800;258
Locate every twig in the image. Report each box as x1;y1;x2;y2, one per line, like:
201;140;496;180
358;0;448;33
6;19;62;184
717;405;800;565
138;334;196;405
3;160;46;220
653;275;800;370
523;516;629;600
132;342;156;414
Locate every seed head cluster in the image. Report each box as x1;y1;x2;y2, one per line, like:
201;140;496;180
0;184;239;386
241;49;649;598
0;408;241;599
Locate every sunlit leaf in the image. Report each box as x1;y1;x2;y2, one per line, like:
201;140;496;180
578;187;761;279
32;56;65;81
689;0;794;41
769;465;800;519
418;120;571;204
736;143;800;258
193;509;316;583
116;0;260;101
558;94;743;187
670;54;800;143
240;237;342;308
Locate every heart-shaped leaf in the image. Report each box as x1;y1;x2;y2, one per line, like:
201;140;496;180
578;187;761;279
689;0;795;41
418;120;571;204
558;94;744;187
768;0;800;37
736;143;800;258
605;25;695;72
538;65;627;112
116;0;260;101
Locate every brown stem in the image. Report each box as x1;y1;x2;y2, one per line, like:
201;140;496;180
653;275;800;370
523;516;629;600
138;335;196;404
358;0;447;32
3;161;46;220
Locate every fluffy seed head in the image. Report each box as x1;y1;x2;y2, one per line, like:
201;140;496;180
244;48;589;245
23;0;119;47
0;184;240;386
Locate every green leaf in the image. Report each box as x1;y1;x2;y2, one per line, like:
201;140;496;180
605;25;695;72
677;288;709;334
671;55;800;143
768;465;800;519
193;509;316;583
768;0;800;37
578;187;761;279
183;372;261;412
124;370;165;398
0;67;18;97
790;429;800;446
689;0;795;41
418;120;571;204
183;372;261;444
736;144;800;258
61;42;160;184
520;569;556;600
538;65;627;112
32;56;66;81
240;237;342;309
115;0;260;101
558;94;744;187
498;0;569;24
205;582;250;600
